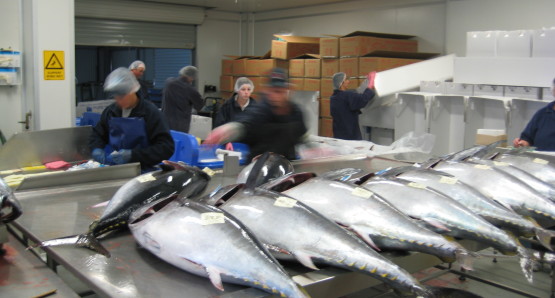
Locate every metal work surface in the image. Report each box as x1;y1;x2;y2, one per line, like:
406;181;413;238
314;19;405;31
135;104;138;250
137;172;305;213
1;233;79;298
0;127;92;171
10;155;431;298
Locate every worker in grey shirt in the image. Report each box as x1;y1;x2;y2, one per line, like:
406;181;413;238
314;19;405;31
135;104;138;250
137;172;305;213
161;66;204;133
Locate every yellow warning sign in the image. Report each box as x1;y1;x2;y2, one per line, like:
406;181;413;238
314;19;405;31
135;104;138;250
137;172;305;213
44;51;65;80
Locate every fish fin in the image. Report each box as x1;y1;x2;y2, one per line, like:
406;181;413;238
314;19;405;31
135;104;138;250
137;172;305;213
158;162;175;171
244;152;271;189
320;168;364;181
420;158;443;169
205;266;225;291
293;251;319;270
535;228;555;251
492;199;515;212
90;200;110;208
350;226;381;251
375;166;415;178
422;218;451;233
31;233;111;257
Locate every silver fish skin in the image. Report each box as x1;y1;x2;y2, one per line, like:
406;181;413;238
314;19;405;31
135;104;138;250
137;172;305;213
267;175;472;267
236;152;294;185
361;177;520;255
129;199;308;298
0;177;22;223
493;153;555;185
431;161;555;222
471;158;555;202
393;167;539;233
220;187;430;297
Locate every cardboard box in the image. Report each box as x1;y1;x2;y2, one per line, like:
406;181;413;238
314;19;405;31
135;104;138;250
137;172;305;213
320;78;334;97
271;35;320;60
320;97;331;117
305;58;321;78
319;117;333;137
475;129;507;146
339;57;359;78
289;59;305;77
247;76;264;92
222;59;234;75
339;31;418;57
220;91;233;99
321;59;339;77
220;75;234;92
253;59;289;76
304;78;321;93
320;37;340;58
232;56;258;75
289;78;304;91
358;51;436;76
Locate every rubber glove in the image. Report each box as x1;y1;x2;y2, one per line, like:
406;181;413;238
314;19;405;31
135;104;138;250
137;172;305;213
91;148;106;164
367;71;377;89
110;149;132;165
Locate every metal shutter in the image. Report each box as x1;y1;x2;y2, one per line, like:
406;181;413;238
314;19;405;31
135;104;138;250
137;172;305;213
153;49;193;89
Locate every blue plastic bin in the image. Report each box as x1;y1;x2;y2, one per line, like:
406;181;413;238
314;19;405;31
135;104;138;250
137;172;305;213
80;112;101;127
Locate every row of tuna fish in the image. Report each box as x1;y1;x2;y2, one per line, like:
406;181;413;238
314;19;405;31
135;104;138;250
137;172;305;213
35;145;555;297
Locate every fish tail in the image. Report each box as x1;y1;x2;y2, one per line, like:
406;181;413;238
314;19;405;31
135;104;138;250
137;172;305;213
535;228;555;251
517;246;534;283
30;233;111;257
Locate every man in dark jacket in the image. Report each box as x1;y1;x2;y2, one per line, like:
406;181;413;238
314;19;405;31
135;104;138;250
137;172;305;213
214;77;258;127
90;68;174;169
129;60;150;100
204;68;307;161
330;72;376;140
161;66;204;133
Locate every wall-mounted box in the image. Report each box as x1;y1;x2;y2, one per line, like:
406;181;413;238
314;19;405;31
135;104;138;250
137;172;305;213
0;51;21;67
533;28;555;58
504;86;541;99
466;31;501;57
497;30;532;58
0;68;19;85
271;35;320;60
339;31;417;57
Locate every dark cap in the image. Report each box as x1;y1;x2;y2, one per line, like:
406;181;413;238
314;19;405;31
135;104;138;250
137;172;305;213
266;68;289;88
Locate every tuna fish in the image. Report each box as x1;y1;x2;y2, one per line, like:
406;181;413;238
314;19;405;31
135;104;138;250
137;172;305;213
382;166;555;250
261;172;475;269
427;160;555;223
35;161;210;257
359;175;534;282
489;151;555;186
128;197;309;298
236;152;294;185
202;183;432;297
0;177;22;223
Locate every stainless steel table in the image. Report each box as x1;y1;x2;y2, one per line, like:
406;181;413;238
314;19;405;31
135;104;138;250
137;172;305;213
10;155;442;298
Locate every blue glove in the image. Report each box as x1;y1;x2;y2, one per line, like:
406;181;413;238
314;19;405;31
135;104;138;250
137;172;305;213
91;148;106;164
110;149;132;165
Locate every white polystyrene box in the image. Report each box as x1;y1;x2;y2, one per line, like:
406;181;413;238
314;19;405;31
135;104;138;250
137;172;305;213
496;30;532;58
473;84;503;97
533;28;555;58
419;81;445;93
444;82;474;96
189;115;212;140
504;86;541;99
466;31;501;57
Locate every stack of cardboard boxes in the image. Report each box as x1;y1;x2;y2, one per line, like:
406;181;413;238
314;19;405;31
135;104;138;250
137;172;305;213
220;31;436;137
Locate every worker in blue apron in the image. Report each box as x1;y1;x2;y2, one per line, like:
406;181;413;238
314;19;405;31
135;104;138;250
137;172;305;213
89;67;174;170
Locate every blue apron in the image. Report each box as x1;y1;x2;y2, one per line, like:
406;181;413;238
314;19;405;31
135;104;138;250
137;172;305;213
108;117;149;152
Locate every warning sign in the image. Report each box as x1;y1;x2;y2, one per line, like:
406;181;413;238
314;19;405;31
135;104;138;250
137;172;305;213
44;51;65;80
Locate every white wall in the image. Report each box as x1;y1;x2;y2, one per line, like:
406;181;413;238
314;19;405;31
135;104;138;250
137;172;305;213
197;10;241;95
446;0;555;56
252;0;447;55
0;0;23;140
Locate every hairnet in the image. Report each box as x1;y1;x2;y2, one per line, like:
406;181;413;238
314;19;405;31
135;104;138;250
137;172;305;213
332;72;347;90
234;77;254;92
179;66;198;79
104;67;140;96
129;60;145;70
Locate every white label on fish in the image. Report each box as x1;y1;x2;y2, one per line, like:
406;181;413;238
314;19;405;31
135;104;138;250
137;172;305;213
533;158;549;165
493;161;509;167
202;167;216;177
136;173;156;183
474;164;491;170
408;182;426;189
201;212;225;225
274;196;297;208
352;187;374;198
439;176;458;184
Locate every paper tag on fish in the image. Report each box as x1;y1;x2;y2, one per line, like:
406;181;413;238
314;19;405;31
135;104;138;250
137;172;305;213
474;164;491;170
136;173;156;183
493;161;509;167
202;167;216;177
200;212;225;225
352;187;373;198
408;182;426;189
439;176;458;185
533;158;549;165
274;196;297;208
